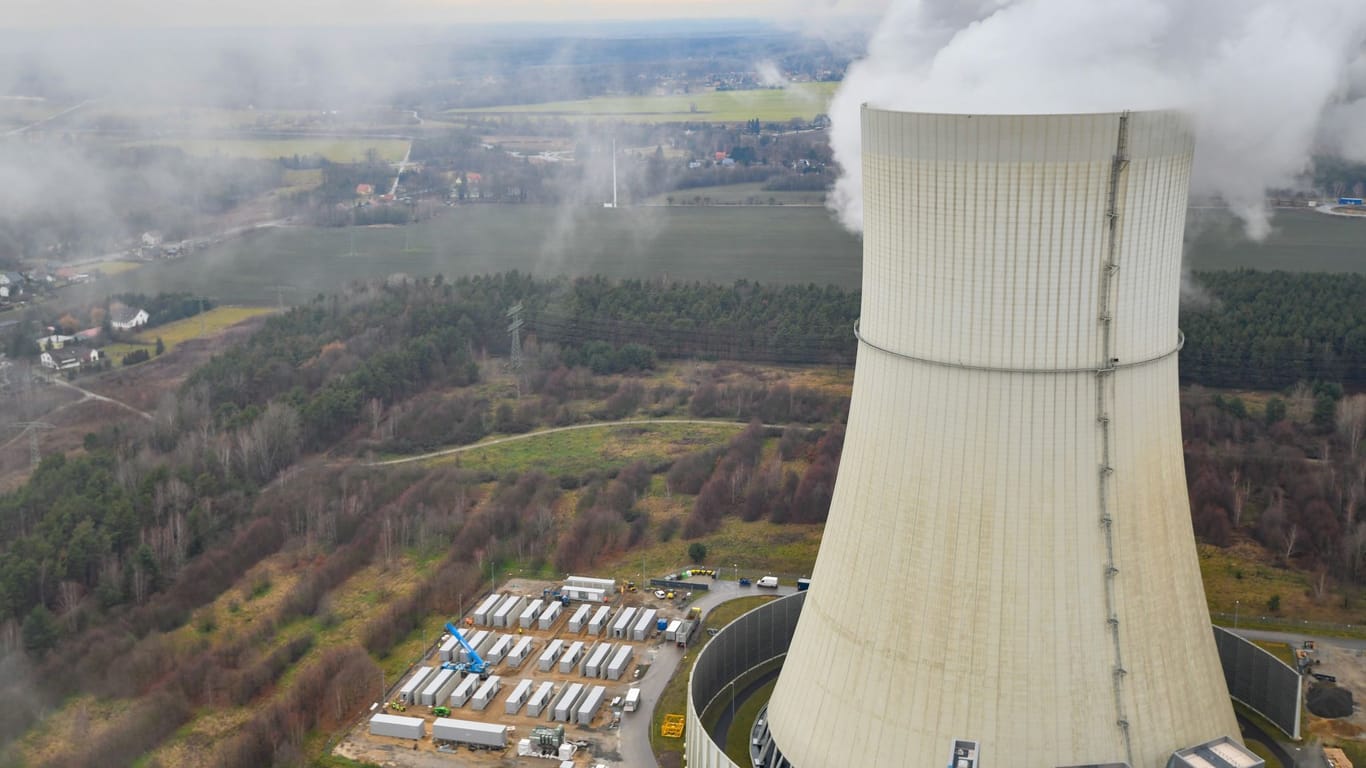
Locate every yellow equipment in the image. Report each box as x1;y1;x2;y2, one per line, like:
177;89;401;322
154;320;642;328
661;714;686;738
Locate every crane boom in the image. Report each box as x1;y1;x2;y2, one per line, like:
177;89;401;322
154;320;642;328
443;622;487;676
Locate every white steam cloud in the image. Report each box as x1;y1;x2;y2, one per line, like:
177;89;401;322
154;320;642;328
827;0;1366;238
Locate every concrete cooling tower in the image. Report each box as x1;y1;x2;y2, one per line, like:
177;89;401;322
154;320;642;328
760;108;1241;767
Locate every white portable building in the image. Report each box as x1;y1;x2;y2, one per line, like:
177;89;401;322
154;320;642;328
584;642;614;678
568;603;592;633
576;685;607;725
450;673;481;708
519;598;546;628
558;640;586;674
463;629;491;663
553;682;585;722
419;668;455;706
611;607;637;639
472;593;503;625
664;619;682;642
588;605;611;636
434;668;464;704
508;635;534;668
370;713;425;740
471;675;502;711
505;678;534;715
527;681;555;718
487;634;514;664
439;634;461;662
397;666;433;705
606;644;635;681
539;600;564;629
432;717;506;748
538;639;564;672
492;595;525;628
632;608;658;641
562;586;606;602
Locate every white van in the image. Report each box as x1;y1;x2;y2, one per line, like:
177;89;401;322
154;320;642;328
756;576;779;589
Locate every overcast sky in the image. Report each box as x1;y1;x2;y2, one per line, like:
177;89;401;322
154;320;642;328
5;0;887;28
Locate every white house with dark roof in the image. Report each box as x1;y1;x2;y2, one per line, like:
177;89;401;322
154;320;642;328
40;347;100;371
110;306;149;330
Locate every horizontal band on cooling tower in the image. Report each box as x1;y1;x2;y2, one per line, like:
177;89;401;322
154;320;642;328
853;321;1185;374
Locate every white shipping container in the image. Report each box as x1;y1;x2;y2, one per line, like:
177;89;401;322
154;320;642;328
432;717;506;748
439;634;460;662
606;644;634;681
623;687;641;712
539;601;564;629
611;607;637;638
563;586;606;602
398;666;433;705
584;642;613;678
492;595;525;628
370;713;425;740
450;672;481;707
559;641;586;674
487;634;513;664
527;681;555;717
434;668;465;704
471;675;502;711
508;635;534;668
553;682;585;722
664;619;682;642
632;608;658;641
519;598;546;628
538;639;564;671
588;605;611;636
419;668;455;706
473;593;503;625
505;678;534;715
463;630;491;663
568;603;592;632
576;685;607;725
565;575;616;594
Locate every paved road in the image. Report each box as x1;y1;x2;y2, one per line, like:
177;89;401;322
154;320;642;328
612;581;797;768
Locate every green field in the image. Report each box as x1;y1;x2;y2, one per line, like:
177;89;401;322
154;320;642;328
66;205;1366;307
449;83;837;123
648;181;825;206
130;138;410;163
432;422;743;476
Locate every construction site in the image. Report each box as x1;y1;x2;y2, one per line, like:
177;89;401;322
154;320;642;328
334;573;709;767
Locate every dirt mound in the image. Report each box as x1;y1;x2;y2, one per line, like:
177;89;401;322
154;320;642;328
1309;684;1355;718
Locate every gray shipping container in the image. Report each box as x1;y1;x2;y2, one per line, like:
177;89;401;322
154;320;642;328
576;685;607;725
562;586;606;602
398;666;433;705
588;605;611;636
473;593;503;625
606;644;634;681
492;595;525;628
632;608;658;641
471;675;502;711
450;673;481;708
487;634;513;664
370;713;425;740
526;681;555;718
553;682;585;722
432;717;506;748
664;619;682;642
434;668;465;704
519;598;545;628
558;641;586;674
505;678;534;715
568;603;592;633
538;601;564;629
439;634;460;662
419;668;456;706
462;629;491;663
584;642;613;678
538;639;564;671
611;607;637;638
508;635;534;669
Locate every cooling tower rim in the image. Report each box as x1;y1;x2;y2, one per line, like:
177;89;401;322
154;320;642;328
859;103;1192;121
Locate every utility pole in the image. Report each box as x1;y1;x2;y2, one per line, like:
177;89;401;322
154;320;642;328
265;285;297;311
5;422;54;469
506;302;524;396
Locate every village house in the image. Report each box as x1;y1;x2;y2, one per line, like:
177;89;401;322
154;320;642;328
0;271;24;299
40;346;100;372
35;334;75;350
110;306;150;330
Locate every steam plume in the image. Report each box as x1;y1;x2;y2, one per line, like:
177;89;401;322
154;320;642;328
827;0;1366;238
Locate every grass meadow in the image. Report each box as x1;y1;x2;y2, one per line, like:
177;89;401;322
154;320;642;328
448;83;837;123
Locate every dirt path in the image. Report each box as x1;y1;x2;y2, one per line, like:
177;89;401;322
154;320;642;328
41;372;153;421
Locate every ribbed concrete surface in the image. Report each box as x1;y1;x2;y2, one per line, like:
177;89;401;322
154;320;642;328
766;109;1237;768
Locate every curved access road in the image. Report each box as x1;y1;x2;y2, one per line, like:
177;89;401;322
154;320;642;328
365;418;811;467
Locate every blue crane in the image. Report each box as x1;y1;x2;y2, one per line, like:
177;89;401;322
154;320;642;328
442;622;489;678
